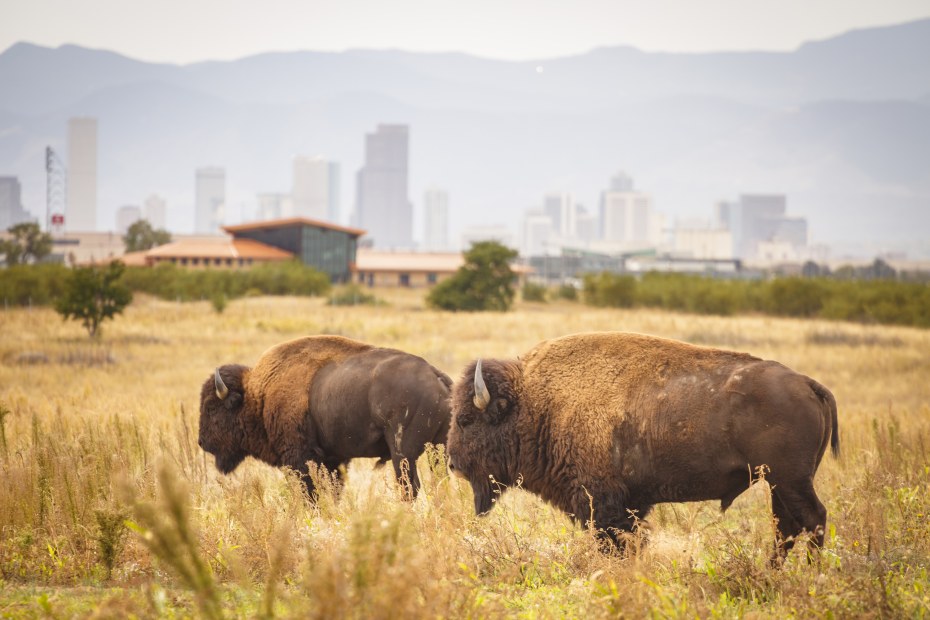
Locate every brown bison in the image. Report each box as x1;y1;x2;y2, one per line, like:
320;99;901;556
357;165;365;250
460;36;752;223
199;335;452;499
447;332;839;562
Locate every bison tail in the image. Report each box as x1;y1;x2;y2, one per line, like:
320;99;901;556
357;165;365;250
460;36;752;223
810;380;840;458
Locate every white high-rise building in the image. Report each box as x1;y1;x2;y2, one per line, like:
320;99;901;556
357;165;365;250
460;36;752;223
195;167;226;234
293;156;337;221
522;211;555;257
144;194;166;230
423;188;449;251
0;176;31;230
66;117;97;232
602;191;657;246
116;205;142;234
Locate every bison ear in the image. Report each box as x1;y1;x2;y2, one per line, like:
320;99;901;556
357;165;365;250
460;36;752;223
224;391;243;410
486;397;513;425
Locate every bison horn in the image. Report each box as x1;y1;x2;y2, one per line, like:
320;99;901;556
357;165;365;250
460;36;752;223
473;359;491;411
214;367;229;400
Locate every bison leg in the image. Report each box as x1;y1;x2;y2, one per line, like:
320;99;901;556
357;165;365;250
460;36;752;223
384;424;422;501
769;478;827;566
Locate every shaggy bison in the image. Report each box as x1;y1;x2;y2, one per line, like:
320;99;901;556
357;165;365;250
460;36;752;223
199;335;452;499
447;332;839;562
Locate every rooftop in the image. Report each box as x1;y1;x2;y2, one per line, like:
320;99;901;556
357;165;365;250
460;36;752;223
223;217;366;237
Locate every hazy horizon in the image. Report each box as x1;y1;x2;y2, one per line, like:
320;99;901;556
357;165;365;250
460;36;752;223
1;5;929;261
3;0;930;64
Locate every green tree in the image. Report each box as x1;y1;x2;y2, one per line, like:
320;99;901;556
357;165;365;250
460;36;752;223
123;219;172;252
0;222;53;265
54;261;133;338
427;241;518;311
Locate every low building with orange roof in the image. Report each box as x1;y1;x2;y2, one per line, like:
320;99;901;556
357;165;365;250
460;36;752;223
143;237;294;268
354;249;532;288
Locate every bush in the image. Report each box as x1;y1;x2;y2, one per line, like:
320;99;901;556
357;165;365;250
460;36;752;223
522;282;547;302
556;283;578;301
54;262;133;338
328;284;381;306
583;272;636;308
427;241;518;312
0;263;70;306
119;260;330;302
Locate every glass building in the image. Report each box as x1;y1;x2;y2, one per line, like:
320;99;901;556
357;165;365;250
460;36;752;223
223;217;365;283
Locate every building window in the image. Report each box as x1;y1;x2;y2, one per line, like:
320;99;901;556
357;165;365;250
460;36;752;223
427;272;437;284
226;258;233;266
191;258;199;266
180;258;188;266
358;272;365;283
399;273;410;287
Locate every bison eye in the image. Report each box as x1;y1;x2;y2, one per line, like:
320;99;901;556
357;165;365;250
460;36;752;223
457;413;475;429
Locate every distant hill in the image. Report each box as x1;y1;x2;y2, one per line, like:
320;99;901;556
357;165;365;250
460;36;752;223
1;18;929;252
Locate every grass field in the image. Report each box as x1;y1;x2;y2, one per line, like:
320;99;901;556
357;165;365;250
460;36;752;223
1;291;929;618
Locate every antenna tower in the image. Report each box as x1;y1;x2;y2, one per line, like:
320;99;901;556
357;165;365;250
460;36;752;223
45;146;67;234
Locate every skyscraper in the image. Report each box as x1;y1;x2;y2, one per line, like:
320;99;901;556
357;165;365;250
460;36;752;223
144;194;167;230
0;176;31;230
292;156;337;221
601;173;654;247
195;167;225;234
116;205;142;234
423;187;449;251
356;125;412;248
543;192;576;238
720;194;808;259
66;117;97;232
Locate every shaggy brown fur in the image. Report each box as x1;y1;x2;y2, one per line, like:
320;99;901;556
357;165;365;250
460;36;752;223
447;331;839;563
199;335;452;499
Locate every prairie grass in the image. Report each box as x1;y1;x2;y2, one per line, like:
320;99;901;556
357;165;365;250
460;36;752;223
1;292;929;617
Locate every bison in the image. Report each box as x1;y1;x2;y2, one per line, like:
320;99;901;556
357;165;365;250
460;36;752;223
447;331;839;563
198;335;452;499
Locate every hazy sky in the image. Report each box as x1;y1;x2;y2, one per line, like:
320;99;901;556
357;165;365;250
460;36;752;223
3;0;930;63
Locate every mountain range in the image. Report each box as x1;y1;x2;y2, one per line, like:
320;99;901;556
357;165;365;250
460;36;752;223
1;18;929;256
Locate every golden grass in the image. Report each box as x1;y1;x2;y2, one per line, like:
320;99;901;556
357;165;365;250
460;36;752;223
1;292;929;617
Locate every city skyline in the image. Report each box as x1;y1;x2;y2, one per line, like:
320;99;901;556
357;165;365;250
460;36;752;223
0;17;927;259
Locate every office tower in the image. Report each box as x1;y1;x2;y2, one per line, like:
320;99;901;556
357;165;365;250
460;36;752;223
116;205;142;234
543;192;576;238
720;194;807;259
292;156;337;221
0;176;31;230
356;125;412;248
195;167;225;234
601;191;652;244
144;194;166;230
423;187;449;251
575;207;599;245
66;117;97;231
522;211;555;257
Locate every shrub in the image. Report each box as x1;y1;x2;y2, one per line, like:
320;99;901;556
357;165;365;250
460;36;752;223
427;241;518;312
522;282;547;302
54;261;133;338
583;272;636;308
328;284;381;306
556;283;578;301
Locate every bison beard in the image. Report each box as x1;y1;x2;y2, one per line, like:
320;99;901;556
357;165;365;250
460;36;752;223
447;332;840;565
198;336;452;500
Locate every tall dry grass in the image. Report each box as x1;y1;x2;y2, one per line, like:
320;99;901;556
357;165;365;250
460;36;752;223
1;291;928;617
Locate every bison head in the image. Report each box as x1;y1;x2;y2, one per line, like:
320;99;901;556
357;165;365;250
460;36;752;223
198;364;250;474
447;358;523;515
